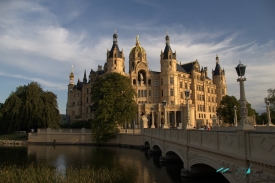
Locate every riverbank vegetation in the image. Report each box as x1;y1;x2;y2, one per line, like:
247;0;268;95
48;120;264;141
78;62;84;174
0;82;60;134
0;164;137;183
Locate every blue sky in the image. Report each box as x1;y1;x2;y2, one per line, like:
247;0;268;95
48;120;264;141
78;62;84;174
0;0;274;114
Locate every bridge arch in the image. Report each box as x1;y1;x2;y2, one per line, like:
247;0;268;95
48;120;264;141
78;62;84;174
163;146;184;164
189;155;235;183
151;141;163;152
144;141;150;149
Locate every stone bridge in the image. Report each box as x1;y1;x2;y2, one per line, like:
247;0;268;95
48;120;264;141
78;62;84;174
143;128;275;183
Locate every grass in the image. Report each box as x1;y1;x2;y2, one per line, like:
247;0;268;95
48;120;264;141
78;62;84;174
0;164;137;183
0;133;28;141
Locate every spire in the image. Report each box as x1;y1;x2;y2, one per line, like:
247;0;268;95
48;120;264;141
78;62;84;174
213;54;222;76
108;31;122;58
113;30;118;44
165;32;170;45
69;65;74;85
136;35;140;46
83;69;87;84
163;33;173;59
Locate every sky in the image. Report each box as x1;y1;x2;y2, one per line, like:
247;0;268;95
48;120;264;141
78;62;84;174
0;0;274;115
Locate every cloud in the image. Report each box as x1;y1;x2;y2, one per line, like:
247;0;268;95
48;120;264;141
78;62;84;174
0;1;274;114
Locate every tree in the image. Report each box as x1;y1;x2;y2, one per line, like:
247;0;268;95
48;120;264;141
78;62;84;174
217;95;256;124
90;73;137;143
0;82;60;134
265;88;275;124
216;95;240;124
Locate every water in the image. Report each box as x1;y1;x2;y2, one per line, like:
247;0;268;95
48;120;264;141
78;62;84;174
0;145;228;183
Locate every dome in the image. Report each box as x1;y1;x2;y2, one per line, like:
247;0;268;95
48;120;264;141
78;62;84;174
129;35;146;58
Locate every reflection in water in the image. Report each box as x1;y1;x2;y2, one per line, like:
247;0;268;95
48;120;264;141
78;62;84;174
0;145;229;183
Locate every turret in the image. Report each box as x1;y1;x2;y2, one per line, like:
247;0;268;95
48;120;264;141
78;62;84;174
160;33;177;72
212;54;227;107
69;65;74;85
105;30;125;74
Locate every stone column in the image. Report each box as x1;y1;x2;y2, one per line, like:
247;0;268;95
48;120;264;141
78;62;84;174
164;106;168;128
151;110;155;128
237;78;254;130
267;102;273;126
174;111;177;128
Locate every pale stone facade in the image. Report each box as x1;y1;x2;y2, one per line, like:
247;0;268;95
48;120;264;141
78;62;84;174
66;32;227;128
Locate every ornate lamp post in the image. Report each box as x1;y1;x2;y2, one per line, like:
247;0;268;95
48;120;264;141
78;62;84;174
151;106;155;128
265;100;273;126
162;100;167;128
235;62;254;130
185;89;193;129
234;105;237;126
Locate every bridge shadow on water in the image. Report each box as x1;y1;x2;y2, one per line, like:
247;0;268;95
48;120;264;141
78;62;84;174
145;149;229;183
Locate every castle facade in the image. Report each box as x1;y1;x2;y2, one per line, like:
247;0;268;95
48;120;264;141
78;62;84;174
67;32;227;128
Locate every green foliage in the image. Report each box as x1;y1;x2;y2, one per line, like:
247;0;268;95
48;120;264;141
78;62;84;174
264;88;275;124
216;95;240;124
217;95;256;124
0;82;60;134
90;73;137;143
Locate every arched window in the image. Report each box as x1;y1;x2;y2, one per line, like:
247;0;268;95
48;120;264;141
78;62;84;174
133;79;136;85
148;79;151;85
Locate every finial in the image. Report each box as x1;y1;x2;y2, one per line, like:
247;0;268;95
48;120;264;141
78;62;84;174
136;35;139;45
166;31;168;36
239;60;241;64
71;65;74;72
114;28;116;34
216;53;218;57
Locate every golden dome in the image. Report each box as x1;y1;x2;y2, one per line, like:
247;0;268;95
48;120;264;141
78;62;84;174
129;35;146;58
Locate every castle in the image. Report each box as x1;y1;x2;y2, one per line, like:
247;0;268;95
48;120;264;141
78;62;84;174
67;32;227;128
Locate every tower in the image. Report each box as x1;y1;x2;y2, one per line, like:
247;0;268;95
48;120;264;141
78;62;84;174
105;31;125;74
212;54;227;107
160;33;178;105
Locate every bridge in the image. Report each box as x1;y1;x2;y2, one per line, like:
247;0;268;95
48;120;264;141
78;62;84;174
143;127;275;183
29;126;275;182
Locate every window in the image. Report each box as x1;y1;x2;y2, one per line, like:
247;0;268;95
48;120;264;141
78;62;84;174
185;83;187;89
180;82;183;88
148;79;151;85
154;90;159;97
133;79;136;85
208;97;210;102
144;90;147;97
138;90;140;97
208;87;210;93
209;106;211;112
180;92;183;99
154;79;159;86
86;107;88;113
171;100;174;105
73;102;75;106
170;88;174;96
87;88;89;94
114;60;116;64
212;106;215;112
212;97;214;102
149;90;151;96
170;77;174;85
161;78;163;85
222;89;225;94
86;97;88;103
162;90;163;97
141;90;143;97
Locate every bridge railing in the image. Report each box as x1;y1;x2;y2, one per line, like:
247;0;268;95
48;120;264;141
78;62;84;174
143;128;275;166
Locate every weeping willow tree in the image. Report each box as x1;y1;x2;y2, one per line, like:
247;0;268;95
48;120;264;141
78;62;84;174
0;82;60;134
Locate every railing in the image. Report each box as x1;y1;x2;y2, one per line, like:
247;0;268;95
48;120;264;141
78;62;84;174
119;129;141;134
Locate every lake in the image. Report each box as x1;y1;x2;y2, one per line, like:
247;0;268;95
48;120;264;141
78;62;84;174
0;145;228;183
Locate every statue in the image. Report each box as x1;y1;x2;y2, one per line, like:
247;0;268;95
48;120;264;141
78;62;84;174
139;72;143;81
